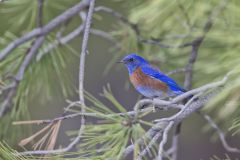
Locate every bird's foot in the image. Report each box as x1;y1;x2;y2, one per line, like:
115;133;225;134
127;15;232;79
152;103;156;112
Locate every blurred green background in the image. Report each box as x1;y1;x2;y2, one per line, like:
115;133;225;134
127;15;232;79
0;0;240;159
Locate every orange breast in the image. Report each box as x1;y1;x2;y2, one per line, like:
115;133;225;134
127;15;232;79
130;67;168;92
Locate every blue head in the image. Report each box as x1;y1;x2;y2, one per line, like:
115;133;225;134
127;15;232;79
120;54;149;74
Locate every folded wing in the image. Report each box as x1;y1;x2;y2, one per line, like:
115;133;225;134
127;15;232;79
141;65;186;95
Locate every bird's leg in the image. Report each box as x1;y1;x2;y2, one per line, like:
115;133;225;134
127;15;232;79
140;96;149;109
152;97;157;112
168;97;173;101
153;96;170;111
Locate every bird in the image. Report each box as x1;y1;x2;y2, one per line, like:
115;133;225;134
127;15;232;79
119;53;186;99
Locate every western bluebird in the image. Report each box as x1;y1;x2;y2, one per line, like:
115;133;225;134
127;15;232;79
119;54;186;99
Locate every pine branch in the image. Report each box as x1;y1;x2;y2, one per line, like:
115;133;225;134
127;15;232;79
0;0;92;119
14;70;230;156
18;0;96;155
0;0;91;62
0;36;45;118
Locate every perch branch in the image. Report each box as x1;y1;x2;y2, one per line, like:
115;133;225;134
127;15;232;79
122;86;224;158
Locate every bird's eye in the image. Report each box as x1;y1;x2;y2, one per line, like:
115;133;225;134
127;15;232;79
129;58;134;62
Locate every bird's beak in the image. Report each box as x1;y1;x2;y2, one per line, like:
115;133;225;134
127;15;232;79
116;60;124;64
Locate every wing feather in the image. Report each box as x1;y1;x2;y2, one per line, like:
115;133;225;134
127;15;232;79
140;65;186;94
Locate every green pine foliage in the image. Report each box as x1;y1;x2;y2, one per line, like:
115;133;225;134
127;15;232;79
0;0;240;159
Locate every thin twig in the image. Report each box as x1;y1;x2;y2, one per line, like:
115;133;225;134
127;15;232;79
13;99;182;126
37;0;44;27
199;112;240;154
36;24;84;61
137;132;162;160
36;26;117;61
95;6;192;49
167;68;187;76
78;0;95;153
157;121;174;160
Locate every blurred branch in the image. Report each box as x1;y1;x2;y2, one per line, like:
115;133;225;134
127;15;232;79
36;25;117;61
0;0;91;61
184;0;227;89
95;6;140;34
139;38;193;48
0;36;45;118
199;112;240;154
172;1;228;159
95;6;192;48
37;0;44;27
90;28;117;44
37;24;84;61
167;68;188;76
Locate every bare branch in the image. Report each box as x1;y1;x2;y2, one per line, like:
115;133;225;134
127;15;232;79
139;38;192;48
36;24;84;61
171;72;228;104
78;0;95;154
95;6;139;34
94;6;192;49
16;37;45;81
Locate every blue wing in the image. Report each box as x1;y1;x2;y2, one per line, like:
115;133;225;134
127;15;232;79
141;65;186;94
